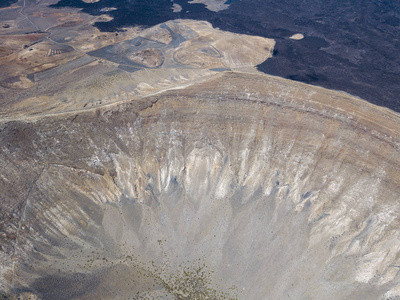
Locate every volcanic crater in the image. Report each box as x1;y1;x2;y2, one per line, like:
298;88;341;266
1;72;400;299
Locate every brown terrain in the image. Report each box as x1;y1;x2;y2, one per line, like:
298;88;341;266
1;1;400;299
127;49;163;68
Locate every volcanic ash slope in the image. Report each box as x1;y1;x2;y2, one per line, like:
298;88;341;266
1;72;400;299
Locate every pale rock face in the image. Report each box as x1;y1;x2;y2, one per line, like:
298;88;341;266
1;72;400;299
289;33;305;40
188;0;230;12
172;3;183;12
